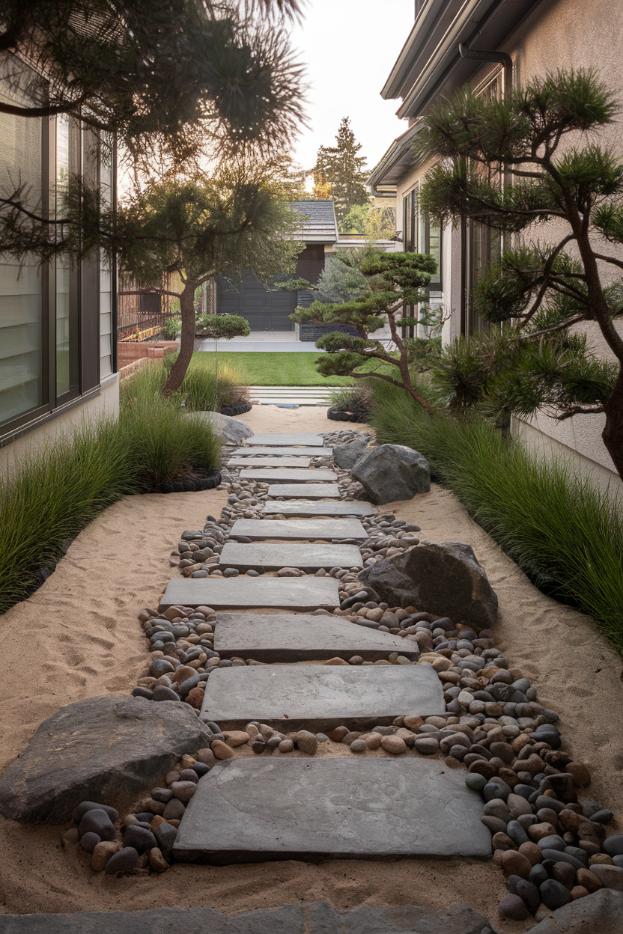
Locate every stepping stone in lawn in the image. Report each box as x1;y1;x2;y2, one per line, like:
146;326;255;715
213;612;419;661
160;576;340;610
245;433;325;446
267;484;341;499
201;663;443;730
226;457;312;468
219;542;363;571
231;446;333;457
263;499;376;517
240;467;337;482
173;757;491;862
230;518;367;541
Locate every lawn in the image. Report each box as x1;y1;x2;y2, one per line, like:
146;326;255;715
191;351;354;386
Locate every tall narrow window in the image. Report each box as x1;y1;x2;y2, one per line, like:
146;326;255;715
0;58;44;428
55;113;80;399
99;133;114;378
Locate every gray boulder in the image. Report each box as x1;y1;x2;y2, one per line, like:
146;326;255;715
360;541;498;630
0;695;211;823
188;411;253;444
334;437;370;470
351;444;430;504
526;890;623;933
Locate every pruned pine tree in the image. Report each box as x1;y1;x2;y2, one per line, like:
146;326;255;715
0;0;304;256
292;251;437;409
108;168;301;395
419;68;623;479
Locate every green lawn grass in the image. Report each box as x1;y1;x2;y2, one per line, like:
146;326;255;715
191;351;354;386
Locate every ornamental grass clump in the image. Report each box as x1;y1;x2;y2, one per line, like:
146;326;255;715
372;382;623;651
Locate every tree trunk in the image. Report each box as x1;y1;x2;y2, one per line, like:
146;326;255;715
162;282;196;396
602;366;623;481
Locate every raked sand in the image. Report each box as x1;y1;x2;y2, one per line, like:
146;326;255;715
0;405;620;933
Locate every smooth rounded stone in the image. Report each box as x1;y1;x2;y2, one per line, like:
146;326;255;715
614;855;623;868
465;773;487;793
211;740;234;760
484;780;512;801
519;841;542;866
501;850;532;878
251;740;266;754
162;798;186;821
508;793;534;817
154;822;178;857
169;781;197;804
73;800;119;824
540;878;572;910
498;893;529;921
538;834;566;852
484;799;511;822
105;846;140;875
604;834;623;857
152;686;180;702
482;816;508;836
78;808;117;842
350;739;367;754
91;840;120;871
148;846;170;872
414;736;439;756
590;864;623;891
530;864;549;887
512;877;540;915
507;820;529;846
381;735;407;755
552;861;577;888
195;748;216;767
278;739;294;753
223;730;250;748
577;867;603;892
295;731;318;755
124;824;157;853
591;808;614;824
365;733;383;750
80;831;101;853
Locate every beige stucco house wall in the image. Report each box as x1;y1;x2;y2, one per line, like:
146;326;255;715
370;0;623;500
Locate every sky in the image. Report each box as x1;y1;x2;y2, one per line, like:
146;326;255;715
288;0;414;175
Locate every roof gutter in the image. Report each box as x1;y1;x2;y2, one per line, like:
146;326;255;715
458;42;512;98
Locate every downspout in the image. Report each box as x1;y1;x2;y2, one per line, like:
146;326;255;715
457;43;513;334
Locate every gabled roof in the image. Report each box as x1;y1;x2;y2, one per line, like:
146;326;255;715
289;200;338;244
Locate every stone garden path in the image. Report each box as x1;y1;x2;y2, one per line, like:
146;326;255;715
161;433;490;863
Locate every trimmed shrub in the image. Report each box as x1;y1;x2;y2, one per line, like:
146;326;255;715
372;382;623;651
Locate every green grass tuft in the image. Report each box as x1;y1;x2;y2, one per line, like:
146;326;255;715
372;382;623;651
0;374;220;615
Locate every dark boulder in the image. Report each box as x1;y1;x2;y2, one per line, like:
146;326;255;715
351;444;430;504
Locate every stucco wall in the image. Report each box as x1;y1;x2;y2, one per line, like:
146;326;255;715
0;374;120;477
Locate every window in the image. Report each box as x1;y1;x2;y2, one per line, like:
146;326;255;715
0;58;44;426
0;53;113;436
401;182;443;337
466;70;504;335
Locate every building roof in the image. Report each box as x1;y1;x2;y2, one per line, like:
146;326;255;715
289;200;338;244
368;122;424;192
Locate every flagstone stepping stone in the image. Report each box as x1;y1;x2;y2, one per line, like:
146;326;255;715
267;484;341;498
231;446;333;457
219;542;363;570
230;518;367;540
240;467;337;482
245;433;324;446
227;456;312;468
160;576;340;610
263;499;376;516
0;901;496;933
200;663;443;729
213;612;419;661
173;757;491;862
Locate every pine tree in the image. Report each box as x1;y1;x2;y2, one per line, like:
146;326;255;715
312;117;369;225
420;69;623;480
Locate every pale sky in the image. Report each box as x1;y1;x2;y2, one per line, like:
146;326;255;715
288;0;414;175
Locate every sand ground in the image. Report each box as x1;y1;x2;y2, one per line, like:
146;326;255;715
0;405;620;931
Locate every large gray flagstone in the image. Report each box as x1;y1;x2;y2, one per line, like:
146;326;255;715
160;576;340;610
245;434;324;446
240;467;337;482
230;518;367;540
263;499;376;516
226;457;312;468
173;757;491;862
0;901;497;933
267;484;341;499
201;663;443;730
231;446;333;457
219;542;362;570
213;612;419;661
